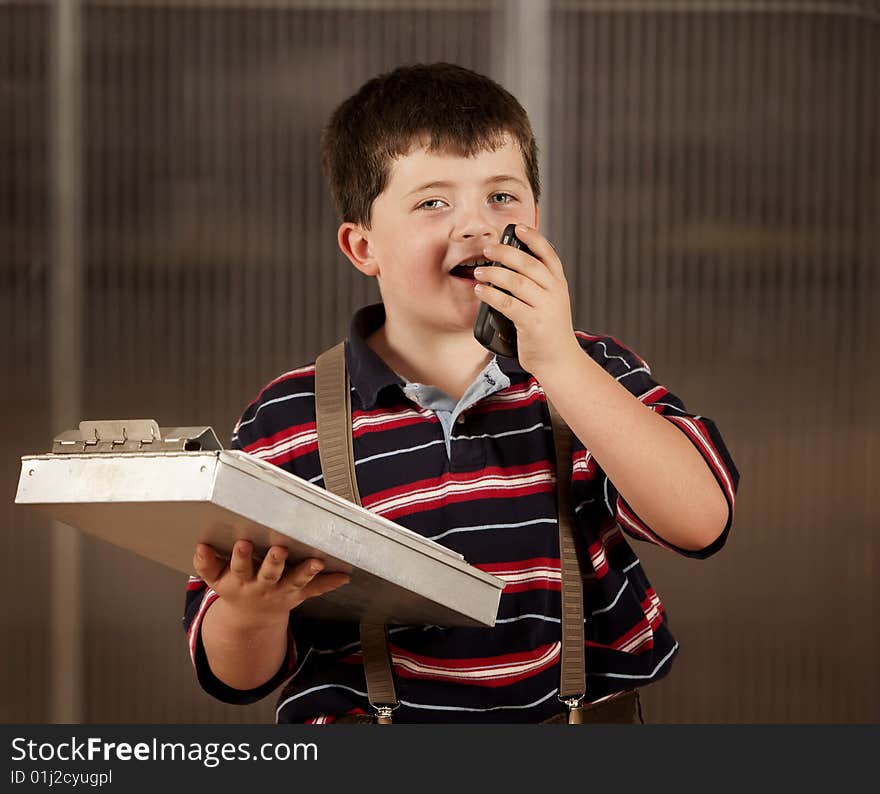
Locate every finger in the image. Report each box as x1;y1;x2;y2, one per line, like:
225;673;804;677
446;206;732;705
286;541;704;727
473;264;541;308
193;543;226;587
510;224;565;279
280;558;327;591
473;280;525;323
256;545;289;587
229;539;256;581
483;242;553;290
297;572;352;602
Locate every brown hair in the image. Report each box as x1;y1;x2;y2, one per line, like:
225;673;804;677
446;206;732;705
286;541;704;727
320;62;540;229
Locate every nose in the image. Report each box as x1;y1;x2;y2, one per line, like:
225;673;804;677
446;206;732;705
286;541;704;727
451;205;496;242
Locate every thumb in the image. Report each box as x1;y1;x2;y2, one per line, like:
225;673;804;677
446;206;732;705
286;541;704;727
193;543;226;587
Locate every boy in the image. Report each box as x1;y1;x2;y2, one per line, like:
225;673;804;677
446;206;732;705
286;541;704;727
184;62;738;724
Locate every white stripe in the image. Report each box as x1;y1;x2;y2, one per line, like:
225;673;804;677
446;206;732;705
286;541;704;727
667;415;735;506
616;366;650;383
591;580;629;616
187;588;218;665
494;613;561;625
638;385;666;403
276;684;369;719
591;642;679;680
311;626;418;657
392;643;559;681
352;406;432;432
427;517;556;543
236;390;315;431
651;401;689;415
617;506;672;548
250;427;316;460
484;382;544;404
276;683;561;718
617;624;654;654
355;437;447;466
573;451;594;476
494;568;561;585
400;687;560;713
590;544;608;573
592;341;631;370
369;470;553;515
289;645;313;680
453;422;550;443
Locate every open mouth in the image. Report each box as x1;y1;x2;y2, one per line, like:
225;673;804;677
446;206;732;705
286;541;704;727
449;257;490;281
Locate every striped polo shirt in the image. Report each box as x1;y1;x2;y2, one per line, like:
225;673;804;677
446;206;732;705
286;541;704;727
183;302;739;723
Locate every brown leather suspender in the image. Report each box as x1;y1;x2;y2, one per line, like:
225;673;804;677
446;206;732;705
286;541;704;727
547;398;587;722
315;342;399;723
314;340;586;724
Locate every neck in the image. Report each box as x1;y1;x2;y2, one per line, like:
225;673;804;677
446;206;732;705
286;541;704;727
368;312;492;388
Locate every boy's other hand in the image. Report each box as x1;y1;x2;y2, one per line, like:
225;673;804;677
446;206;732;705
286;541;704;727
473;224;582;378
192;540;350;629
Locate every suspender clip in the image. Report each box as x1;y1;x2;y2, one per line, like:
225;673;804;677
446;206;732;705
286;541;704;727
374;705;396;725
561;695;585;725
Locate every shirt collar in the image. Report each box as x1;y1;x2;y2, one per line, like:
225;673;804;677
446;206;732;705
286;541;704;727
344;302;527;410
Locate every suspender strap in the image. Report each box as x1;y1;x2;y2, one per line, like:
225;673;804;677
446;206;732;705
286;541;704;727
314;341;361;505
547;397;587;717
358;623;397;723
314;341;399;722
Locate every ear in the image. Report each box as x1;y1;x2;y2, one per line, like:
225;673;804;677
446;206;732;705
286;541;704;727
533;204;540;231
338;223;380;277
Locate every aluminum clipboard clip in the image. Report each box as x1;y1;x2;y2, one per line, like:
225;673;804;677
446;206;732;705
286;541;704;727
51;419;222;454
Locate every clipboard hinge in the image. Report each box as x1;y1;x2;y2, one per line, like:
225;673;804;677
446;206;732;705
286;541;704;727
51;420;222;454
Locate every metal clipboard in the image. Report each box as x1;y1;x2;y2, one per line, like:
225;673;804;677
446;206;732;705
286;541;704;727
15;420;505;627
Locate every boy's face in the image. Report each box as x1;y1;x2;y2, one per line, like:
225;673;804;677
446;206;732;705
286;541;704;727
338;133;539;339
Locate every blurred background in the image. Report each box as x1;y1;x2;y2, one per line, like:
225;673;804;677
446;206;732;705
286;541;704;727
1;0;877;724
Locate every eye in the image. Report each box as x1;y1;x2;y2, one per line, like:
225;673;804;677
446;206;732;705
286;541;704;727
416;198;447;211
490;192;516;204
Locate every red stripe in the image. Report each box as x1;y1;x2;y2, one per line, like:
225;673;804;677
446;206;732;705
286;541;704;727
666;416;736;508
341;644;559;688
475;558;561;594
370;479;553;521
362;463;554;521
498;578;561;594
469;382;544;416
617;498;680;551
240;365;315;419
352;407;438;436
640;385;671;406
572;449;599;482
364;462;552;505
243;420;315;454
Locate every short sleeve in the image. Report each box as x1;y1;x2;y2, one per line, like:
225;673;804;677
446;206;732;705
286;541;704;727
573;331;740;559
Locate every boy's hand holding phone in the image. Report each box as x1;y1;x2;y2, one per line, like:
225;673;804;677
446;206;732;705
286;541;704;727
473;224;580;378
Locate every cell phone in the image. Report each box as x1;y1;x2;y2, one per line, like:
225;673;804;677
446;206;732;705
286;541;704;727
473;223;534;358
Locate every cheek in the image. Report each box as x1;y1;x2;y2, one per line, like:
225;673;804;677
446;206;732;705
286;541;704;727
399;239;446;289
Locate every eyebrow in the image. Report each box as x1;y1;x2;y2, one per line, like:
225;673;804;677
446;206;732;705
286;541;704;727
404;175;529;198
